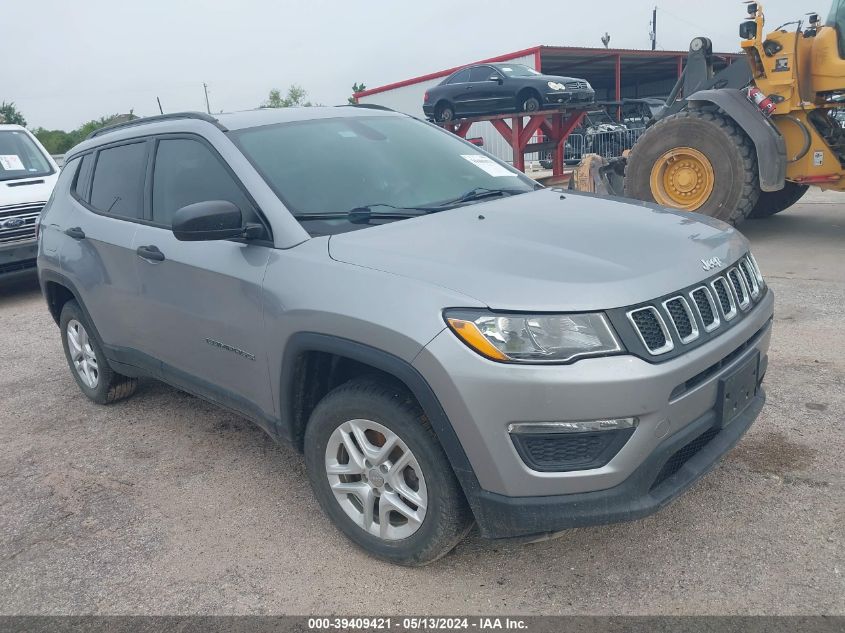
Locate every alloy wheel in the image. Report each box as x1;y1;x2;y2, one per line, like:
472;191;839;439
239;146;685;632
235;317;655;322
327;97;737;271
66;319;99;389
325;418;428;540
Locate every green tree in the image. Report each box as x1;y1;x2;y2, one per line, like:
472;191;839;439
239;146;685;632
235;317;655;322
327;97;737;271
262;85;312;108
33;128;75;154
34;112;138;154
0;101;27;126
348;82;367;104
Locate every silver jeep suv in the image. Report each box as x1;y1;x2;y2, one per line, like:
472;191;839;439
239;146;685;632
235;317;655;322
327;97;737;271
37;107;773;565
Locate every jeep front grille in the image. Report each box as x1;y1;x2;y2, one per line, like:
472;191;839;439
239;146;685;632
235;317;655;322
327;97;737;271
728;267;751;310
0;202;44;244
618;254;766;359
662;296;699;343
627;306;674;355
690;286;720;332
711;276;737;321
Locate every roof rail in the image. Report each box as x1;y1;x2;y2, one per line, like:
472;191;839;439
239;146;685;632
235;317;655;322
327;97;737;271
87;112;228;140
337;103;395;112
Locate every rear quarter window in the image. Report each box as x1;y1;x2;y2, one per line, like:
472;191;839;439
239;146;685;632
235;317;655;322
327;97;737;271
73;153;94;202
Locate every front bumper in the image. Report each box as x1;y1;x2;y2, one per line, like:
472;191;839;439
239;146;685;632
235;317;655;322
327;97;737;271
543;90;595;107
473;388;764;538
0;240;38;280
413;290;773;537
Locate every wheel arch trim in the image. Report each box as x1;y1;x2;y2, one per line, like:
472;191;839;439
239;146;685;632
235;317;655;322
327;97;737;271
687;88;786;192
280;332;484;517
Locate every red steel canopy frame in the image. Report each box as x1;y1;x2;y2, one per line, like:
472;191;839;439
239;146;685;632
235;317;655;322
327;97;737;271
439;109;586;177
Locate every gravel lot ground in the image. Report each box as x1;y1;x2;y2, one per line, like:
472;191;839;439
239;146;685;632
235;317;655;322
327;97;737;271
0;193;843;616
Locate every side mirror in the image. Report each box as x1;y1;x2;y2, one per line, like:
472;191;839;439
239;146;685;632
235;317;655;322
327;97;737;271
171;200;244;241
488;74;503;84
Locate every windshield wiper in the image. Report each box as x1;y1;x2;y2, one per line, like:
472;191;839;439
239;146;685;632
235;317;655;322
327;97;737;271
432;187;529;208
294;203;437;224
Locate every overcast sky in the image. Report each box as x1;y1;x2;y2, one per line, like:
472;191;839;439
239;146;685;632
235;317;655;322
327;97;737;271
3;0;819;130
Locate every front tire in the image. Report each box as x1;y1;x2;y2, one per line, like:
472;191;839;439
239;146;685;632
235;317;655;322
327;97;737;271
522;95;541;113
747;182;809;219
60;300;138;404
304;378;472;566
624;109;760;225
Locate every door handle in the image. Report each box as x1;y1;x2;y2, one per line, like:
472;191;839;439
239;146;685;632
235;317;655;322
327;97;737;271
136;245;165;262
65;226;85;240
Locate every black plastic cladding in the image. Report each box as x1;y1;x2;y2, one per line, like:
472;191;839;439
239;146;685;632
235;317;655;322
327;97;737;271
606;256;767;363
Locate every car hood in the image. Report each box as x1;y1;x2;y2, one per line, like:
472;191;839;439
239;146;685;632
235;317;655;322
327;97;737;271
1;173;59;207
328;189;749;312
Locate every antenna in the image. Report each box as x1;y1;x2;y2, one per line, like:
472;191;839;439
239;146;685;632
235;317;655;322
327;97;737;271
156;97;164;115
202;82;211;114
601;32;611;48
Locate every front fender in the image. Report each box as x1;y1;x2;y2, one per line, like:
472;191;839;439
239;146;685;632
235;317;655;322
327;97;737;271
687;88;786;191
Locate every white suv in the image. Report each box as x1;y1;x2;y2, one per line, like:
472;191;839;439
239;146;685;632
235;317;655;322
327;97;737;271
1;124;59;281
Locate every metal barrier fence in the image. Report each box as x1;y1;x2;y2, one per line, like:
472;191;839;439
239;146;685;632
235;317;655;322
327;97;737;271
541;127;647;166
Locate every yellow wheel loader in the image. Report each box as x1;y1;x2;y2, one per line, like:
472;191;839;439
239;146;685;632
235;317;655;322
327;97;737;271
622;1;845;223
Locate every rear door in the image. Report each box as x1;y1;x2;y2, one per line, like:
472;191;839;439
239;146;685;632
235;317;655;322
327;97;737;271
131;135;273;418
59;141;150;350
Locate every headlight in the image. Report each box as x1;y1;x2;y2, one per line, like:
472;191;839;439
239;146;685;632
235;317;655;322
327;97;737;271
445;310;623;363
547;81;565;91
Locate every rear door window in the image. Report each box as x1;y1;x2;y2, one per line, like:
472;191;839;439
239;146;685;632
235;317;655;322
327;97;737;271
89;142;148;219
151;138;255;227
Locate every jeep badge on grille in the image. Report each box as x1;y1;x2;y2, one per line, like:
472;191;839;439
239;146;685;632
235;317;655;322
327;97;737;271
700;256;724;271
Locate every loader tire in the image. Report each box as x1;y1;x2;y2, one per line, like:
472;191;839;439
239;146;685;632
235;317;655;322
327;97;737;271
624;109;760;225
747;182;809;219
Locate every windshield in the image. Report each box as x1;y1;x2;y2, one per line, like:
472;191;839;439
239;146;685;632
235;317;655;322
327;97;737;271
229;115;536;227
497;64;541;77
0;130;54;182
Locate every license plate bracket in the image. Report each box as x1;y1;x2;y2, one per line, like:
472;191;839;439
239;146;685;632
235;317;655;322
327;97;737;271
718;352;760;428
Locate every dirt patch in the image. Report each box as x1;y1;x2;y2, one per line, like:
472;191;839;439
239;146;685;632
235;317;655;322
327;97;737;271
728;431;817;475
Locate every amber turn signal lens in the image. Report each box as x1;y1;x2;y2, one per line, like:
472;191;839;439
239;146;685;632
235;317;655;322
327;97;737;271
446;318;509;361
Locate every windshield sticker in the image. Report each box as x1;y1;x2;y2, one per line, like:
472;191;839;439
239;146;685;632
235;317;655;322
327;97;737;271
0;155;25;171
461;154;513;177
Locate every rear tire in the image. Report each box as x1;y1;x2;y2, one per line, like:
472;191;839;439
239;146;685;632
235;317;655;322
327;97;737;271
624;109;760;225
436;102;455;122
304;378;473;566
59;301;138;404
747;182;809;219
